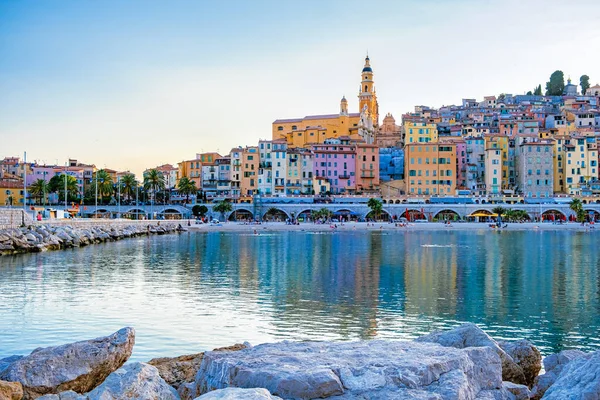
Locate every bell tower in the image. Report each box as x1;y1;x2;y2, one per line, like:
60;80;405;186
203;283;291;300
358;55;379;127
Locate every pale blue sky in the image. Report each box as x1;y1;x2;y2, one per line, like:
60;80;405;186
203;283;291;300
1;0;599;177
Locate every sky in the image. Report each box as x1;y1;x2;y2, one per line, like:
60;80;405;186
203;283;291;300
1;0;599;177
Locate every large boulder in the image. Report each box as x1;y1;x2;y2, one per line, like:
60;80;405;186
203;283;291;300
530;349;586;399
194;340;511;399
0;356;23;376
149;344;246;390
37;391;86;399
86;362;179;400
194;387;281;399
415;323;527;385
539;350;600;399
0;380;23;400
498;340;542;387
0;327;134;399
502;381;531;399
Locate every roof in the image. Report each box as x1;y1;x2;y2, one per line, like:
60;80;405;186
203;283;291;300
273;113;360;124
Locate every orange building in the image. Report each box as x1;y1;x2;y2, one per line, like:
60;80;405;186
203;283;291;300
405;143;457;196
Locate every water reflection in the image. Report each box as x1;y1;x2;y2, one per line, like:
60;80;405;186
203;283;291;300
0;230;599;361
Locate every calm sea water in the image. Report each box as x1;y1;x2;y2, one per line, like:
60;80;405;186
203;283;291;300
1;230;599;361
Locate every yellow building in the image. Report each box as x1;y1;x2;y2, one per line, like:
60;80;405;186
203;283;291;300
240;146;259;197
557;135;598;195
272;56;378;147
0;180;25;206
177;159;202;188
405;143;457;196
483;134;509;190
404;122;438;144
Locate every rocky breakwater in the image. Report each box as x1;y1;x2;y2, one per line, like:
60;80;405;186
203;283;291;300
0;222;185;256
0;324;599;399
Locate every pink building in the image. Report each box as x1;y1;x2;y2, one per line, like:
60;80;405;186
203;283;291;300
311;138;357;194
354;143;380;193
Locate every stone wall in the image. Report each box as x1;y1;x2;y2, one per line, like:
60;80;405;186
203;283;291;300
0;209;31;229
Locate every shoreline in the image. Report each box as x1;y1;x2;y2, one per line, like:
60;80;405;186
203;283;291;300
188;220;598;233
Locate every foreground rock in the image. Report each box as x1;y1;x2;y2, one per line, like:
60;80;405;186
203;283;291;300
0;328;134;399
415;323;527;385
0;380;23;400
149;344;246;391
38;391;86;399
541;350;600;399
194;340;513;399
86;362;179;400
195;387;282;399
498;339;542;387
530;349;586;399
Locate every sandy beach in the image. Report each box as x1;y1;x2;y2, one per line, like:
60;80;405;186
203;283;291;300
186;220;598;233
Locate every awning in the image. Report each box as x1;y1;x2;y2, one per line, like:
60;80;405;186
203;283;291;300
468;212;498;217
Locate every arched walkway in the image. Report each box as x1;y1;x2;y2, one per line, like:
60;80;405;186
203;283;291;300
228;209;254;222
434;209;461;221
584;210;600;221
366;209;391;221
541;209;566;222
400;209;426;221
333;209;360;222
467;209;495;222
123;208;145;220
263;207;290;222
297;209;313;222
159;208;182;220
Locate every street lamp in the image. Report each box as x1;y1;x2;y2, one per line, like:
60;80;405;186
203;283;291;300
95;169;98;219
117;175;121;219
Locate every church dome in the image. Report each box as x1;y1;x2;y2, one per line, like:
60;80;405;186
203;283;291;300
362;66;373;72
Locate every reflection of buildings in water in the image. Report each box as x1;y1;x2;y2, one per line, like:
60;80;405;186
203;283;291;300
402;232;459;318
256;233;381;340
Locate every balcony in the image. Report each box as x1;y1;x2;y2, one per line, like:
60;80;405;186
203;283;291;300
339;174;350;179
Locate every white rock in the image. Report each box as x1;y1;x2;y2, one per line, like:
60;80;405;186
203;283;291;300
194;387;281;399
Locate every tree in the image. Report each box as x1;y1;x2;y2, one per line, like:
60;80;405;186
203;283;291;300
545;70;565;96
492;206;506;225
569;198;586;223
143;169;166;212
580;75;590;95
526;91;533;96
49;174;79;203
265;207;281;221
91;170;114;204
533;84;542;96
367;198;383;221
120;173;138;202
29;179;49;205
192;205;208;217
177;177;197;204
213;200;232;221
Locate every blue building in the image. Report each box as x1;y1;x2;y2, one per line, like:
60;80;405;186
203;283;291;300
379;147;404;181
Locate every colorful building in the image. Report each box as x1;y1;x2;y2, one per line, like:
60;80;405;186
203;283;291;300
404;143;457;196
404;121;438;144
311;138;357;194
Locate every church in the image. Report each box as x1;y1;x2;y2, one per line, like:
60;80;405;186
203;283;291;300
272;56;400;148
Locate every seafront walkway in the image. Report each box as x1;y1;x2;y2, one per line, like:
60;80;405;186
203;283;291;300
4;201;600;225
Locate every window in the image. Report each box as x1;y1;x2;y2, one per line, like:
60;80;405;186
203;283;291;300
277;126;283;131
292;125;297;130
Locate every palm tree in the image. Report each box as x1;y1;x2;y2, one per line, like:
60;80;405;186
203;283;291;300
213;200;233;221
570;198;585;222
266;207;280;221
29;179;49;205
143;169;166;218
367;198;383;221
92;170;114;204
177;177;197;204
120;173;138;202
491;206;506;225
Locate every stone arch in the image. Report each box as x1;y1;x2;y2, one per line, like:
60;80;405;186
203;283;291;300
434;209;461;221
93;208;111;218
228;208;254;222
333;208;360;221
584;209;600;221
382;199;387;204
399;208;426;221
366;209;391;221
467;209;494;222
395;200;401;204
124;208;146;220
159;208;182;220
541;209;566;221
297;209;313;222
263;207;290;222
